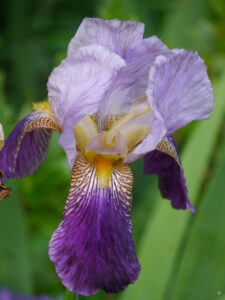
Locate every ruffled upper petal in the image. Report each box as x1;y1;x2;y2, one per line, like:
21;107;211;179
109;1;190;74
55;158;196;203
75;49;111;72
48;44;125;126
67;18;144;59
49;156;140;296
98;36;173;127
144;135;195;212
0;112;60;184
48;44;126;168
147;50;214;134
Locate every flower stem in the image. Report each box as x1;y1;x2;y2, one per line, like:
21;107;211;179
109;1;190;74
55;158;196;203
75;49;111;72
64;289;79;300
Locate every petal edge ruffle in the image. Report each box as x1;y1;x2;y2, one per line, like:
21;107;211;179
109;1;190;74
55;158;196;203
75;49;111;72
67;18;144;59
147;51;214;134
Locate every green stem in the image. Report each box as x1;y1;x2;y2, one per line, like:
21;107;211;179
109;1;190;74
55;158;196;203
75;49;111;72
64;289;79;300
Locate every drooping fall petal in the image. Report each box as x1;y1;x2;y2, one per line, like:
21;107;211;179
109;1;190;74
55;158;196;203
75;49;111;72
0;112;61;183
144;135;194;213
49;156;140;296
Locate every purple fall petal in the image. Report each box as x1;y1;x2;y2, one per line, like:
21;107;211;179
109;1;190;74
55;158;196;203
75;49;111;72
49;156;140;296
0;112;60;184
144;136;195;213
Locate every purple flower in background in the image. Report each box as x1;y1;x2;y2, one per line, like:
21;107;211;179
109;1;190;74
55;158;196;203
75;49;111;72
0;18;213;296
0;289;57;300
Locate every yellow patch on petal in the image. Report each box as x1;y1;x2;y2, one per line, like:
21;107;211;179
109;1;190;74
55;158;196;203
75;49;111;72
74;115;98;154
85;151;98;163
32;101;54;118
105;97;153;151
94;157;113;188
103;129;118;149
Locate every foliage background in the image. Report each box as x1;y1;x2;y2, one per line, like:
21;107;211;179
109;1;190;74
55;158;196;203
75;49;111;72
0;0;225;299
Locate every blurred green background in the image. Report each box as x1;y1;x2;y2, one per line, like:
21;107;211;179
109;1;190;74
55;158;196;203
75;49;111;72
0;0;225;299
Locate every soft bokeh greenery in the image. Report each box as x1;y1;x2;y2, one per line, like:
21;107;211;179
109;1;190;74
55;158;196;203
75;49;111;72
0;0;225;299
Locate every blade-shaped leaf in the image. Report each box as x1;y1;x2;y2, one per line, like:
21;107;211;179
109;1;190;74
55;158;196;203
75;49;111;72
0;181;32;294
169;131;225;300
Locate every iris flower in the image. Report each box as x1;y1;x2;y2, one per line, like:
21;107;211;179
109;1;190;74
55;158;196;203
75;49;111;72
0;18;213;296
0;289;59;300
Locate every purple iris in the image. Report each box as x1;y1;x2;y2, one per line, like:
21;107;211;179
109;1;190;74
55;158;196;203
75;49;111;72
0;18;213;296
0;289;57;300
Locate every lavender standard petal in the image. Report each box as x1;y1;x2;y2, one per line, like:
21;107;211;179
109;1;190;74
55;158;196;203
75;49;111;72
49;156;140;296
48;44;126;168
67;18;144;59
98;36;173;127
0;112;60;183
144;136;195;213
147;51;214;134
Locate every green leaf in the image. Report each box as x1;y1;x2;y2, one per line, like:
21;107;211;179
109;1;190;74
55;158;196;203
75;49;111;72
64;289;76;300
118;71;225;300
169;129;225;300
0;181;32;294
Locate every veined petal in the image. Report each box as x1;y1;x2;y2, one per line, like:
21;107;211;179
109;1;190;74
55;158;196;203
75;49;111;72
67;18;144;58
48;44;126;168
148;51;214;134
98;36;173;127
144;135;195;213
49;156;140;296
48;45;125;126
0;112;61;184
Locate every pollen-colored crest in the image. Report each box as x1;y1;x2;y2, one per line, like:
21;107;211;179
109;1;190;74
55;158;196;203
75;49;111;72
94;157;113;188
32;101;54;118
